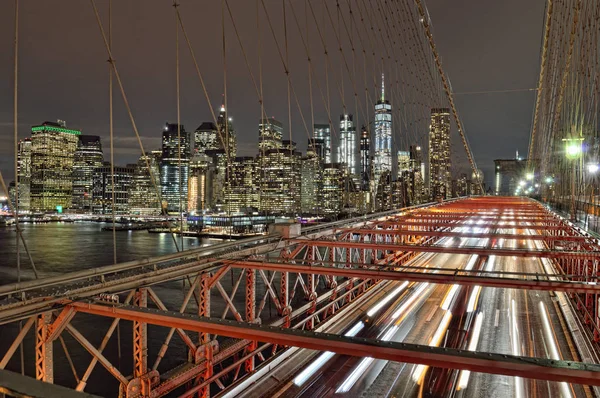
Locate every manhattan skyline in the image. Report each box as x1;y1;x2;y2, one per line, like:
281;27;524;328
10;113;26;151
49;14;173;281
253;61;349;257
0;0;545;188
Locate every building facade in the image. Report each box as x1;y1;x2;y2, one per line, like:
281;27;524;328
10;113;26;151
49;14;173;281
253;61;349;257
30;121;80;212
160;123;190;214
337;114;357;176
429;108;451;200
92;163;134;215
226;156;259;213
16;138;32;212
258;118;283;152
374;74;392;187
259;141;301;214
301;146;323;215
313;124;332;163
129;153;161;215
360;126;371;191
72;135;104;212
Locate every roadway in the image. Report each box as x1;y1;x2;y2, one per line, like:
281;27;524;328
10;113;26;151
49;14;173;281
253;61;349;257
222;215;591;398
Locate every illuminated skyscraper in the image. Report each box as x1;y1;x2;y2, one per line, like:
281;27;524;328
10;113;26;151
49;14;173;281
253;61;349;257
193;122;219;154
337;114;357;176
429;108;451;199
322;163;344;214
226;157;259;213
129;153;161;215
73;135;103;212
360;126;371;190
92;163;134;215
374;74;392;187
259;140;301;214
30;121;80;212
160;123;190;213
259;118;283;152
301;142;323;214
313;124;332;163
17;138;32;212
188;153;214;213
217;104;236;158
397;151;410;173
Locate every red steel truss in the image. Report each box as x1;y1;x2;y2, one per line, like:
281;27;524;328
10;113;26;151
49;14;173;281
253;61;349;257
0;197;599;397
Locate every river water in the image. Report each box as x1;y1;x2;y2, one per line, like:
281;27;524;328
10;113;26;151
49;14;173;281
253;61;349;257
0;223;218;397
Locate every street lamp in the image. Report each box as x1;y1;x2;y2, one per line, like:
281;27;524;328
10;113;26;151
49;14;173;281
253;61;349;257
563;137;584;221
587;164;599;174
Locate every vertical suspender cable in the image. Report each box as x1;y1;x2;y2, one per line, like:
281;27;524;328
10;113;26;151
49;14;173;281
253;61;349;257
13;0;24;378
222;0;232;237
283;0;292;212
13;0;20;284
175;2;183;251
109;0;117;265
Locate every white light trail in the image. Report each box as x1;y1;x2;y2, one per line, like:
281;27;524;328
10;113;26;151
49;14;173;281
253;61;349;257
293;321;364;386
466;286;481;313
539;301;573;398
391;283;429;319
366;282;409;317
457;311;484;390
335;326;398;393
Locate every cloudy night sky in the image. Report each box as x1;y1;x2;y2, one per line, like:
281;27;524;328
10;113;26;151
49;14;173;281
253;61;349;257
0;1;545;187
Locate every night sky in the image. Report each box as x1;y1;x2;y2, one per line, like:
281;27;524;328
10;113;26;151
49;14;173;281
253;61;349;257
0;0;545;187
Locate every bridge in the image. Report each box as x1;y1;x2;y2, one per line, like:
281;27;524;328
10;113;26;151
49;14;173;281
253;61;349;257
1;0;600;397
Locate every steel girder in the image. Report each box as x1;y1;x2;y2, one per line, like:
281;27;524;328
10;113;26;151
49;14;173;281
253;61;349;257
68;302;600;386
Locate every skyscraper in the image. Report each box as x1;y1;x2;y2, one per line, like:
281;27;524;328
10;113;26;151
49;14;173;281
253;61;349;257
429;108;451;199
374;74;392;187
397;151;410;173
129;153;161;215
30;121;80;212
160;123;190;214
217;104;237;159
360;126;371;190
188;153;214;213
226;157;259;213
259;118;283;152
17;138;32;212
259;140;301;214
337;114;357;176
193;122;219;154
92;163;134;215
313;124;332;163
301;143;323;215
322;163;344;214
73;135;104;212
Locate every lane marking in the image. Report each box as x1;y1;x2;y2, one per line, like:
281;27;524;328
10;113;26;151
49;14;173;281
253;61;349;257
494;309;500;327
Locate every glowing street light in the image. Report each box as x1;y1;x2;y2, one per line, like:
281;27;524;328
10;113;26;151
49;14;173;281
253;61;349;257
526;173;534;180
563;137;584;220
545;176;553;184
587;164;599;174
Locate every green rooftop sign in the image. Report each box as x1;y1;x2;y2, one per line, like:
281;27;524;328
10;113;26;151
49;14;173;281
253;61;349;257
31;125;81;135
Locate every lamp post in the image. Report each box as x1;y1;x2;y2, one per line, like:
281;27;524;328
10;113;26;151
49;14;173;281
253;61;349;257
563;137;584;221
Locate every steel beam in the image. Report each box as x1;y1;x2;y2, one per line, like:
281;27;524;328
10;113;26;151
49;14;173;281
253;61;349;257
226;260;599;293
68;302;600;386
0;316;35;370
65;324;128;386
292;239;600;259
0;368;101;398
35;312;53;383
389;221;574;230
133;288;148;379
342;229;594;242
